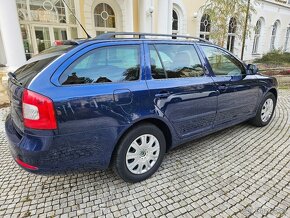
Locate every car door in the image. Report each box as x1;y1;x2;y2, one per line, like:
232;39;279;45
144;42;218;138
51;41;149;135
199;44;260;127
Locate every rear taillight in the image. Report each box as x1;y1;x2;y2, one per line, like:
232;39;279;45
22;89;57;130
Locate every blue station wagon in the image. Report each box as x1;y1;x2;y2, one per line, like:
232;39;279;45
5;33;278;182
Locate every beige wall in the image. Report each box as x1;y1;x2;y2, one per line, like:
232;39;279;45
75;0;290;60
5;0;290;69
181;0;206;36
133;0;139;32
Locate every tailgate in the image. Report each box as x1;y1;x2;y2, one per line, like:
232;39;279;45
7;45;74;133
9;79;25;133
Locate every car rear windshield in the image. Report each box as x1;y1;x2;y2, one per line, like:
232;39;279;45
14;45;73;87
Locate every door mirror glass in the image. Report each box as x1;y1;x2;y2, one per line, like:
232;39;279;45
247;64;259;75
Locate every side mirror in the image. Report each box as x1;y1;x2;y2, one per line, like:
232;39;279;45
247;64;259;75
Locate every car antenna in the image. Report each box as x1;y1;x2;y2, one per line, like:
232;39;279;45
61;0;91;39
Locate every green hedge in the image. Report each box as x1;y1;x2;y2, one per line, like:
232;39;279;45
254;51;290;64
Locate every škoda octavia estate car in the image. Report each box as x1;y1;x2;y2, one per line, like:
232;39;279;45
5;33;277;182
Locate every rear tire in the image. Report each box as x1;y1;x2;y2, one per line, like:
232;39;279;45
250;92;276;127
113;123;166;183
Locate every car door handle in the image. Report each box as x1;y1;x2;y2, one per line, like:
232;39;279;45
218;84;228;91
155;92;171;99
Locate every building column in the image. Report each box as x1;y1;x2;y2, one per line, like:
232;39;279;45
157;0;173;34
0;32;6;66
124;0;134;32
138;0;147;33
0;0;26;70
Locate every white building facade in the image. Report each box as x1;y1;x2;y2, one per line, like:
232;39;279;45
241;0;290;60
1;0;290;69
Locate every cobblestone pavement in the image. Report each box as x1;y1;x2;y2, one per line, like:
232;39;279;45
0;91;289;218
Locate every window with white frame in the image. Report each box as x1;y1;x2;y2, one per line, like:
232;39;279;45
227;17;237;53
94;3;116;36
270;20;279;51
172;10;179;38
17;0;76;24
285;27;290;52
16;0;78;58
200;14;211;40
252;19;262;54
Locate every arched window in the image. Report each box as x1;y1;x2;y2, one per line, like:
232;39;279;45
270;20;279;50
200;14;211;40
16;0;78;56
172;10;178;32
172;10;179;38
94;3;116;36
55;0;66;23
18;10;26;20
252;19;262;54
285;27;290;52
227;17;237;52
16;0;76;24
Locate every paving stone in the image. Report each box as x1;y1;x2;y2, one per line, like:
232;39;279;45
0;90;289;217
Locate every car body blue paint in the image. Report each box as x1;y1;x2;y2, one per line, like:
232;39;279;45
5;39;278;173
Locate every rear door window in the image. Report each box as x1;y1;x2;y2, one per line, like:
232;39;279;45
59;45;140;85
149;44;205;79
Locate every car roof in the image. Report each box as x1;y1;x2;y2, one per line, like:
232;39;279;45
70;32;213;46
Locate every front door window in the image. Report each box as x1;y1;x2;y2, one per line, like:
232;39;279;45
201;45;245;76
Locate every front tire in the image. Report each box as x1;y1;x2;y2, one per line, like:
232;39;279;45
113;123;166;183
250;92;276;127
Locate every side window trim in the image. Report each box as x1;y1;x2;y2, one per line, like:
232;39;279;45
192;43;211;76
148;42;207;80
151;44;168;78
200;44;246;77
193;43;213;77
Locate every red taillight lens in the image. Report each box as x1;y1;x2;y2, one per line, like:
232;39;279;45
22;89;57;130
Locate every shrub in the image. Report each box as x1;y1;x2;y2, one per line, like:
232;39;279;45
254;50;290;65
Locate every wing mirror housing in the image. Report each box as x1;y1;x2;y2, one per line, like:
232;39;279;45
247;64;259;75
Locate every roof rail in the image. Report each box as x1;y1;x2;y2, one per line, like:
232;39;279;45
95;32;211;43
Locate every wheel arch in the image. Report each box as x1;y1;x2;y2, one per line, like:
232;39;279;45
110;117;174;164
268;88;278;100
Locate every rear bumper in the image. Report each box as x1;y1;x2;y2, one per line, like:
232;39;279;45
5;114;119;174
